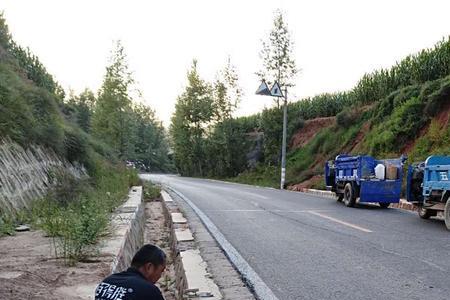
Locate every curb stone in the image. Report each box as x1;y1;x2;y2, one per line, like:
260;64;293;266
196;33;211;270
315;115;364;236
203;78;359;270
161;189;223;300
301;188;418;212
166;187;275;300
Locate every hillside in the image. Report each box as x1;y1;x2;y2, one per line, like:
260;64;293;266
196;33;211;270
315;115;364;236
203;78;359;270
288;77;450;190
0;16;107;169
232;38;450;190
0;14;173;266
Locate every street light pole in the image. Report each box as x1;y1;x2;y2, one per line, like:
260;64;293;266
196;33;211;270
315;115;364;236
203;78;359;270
280;88;288;189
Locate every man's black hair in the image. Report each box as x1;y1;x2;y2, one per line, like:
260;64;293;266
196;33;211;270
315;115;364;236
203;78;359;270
131;244;166;268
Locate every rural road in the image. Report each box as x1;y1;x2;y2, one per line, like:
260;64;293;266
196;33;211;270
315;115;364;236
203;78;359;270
141;174;450;300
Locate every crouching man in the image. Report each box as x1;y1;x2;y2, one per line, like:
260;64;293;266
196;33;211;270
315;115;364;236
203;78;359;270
95;244;166;300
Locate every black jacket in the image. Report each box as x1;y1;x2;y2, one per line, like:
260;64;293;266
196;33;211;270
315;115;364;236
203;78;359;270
95;267;164;300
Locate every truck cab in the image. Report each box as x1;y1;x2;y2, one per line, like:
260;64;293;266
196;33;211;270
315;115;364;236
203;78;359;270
406;155;450;229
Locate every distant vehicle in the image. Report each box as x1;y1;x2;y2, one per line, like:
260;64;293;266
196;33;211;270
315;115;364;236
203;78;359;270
325;154;405;208
125;160;151;172
406;155;450;230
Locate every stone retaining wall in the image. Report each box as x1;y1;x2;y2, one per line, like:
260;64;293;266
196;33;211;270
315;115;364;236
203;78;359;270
0;138;85;215
99;186;145;274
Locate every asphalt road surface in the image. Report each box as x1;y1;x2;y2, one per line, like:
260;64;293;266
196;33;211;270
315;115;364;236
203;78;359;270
141;174;450;300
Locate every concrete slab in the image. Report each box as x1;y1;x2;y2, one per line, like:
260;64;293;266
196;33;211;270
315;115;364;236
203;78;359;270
161;190;174;202
175;228;194;242
116;206;138;213
181;249;222;299
0;271;22;279
171;212;187;224
127;186;142;207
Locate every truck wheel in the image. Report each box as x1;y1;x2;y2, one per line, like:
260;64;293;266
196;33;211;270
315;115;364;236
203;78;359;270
343;183;356;207
336;194;343;202
445;199;450;230
379;203;390;209
418;207;436;219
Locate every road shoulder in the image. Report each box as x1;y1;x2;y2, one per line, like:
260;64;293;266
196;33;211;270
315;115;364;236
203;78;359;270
166;189;256;300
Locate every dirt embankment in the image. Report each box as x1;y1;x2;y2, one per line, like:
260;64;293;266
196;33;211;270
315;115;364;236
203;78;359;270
290;101;450;190
344;121;371;153
290;117;335;149
286;117;335;191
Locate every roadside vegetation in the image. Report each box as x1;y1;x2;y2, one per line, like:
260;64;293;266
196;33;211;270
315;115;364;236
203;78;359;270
31;162;139;264
143;181;162;201
234;42;450;188
168;10;450;189
0;13;171;263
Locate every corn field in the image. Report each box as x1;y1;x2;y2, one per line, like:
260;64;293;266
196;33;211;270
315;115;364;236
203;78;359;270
287;37;450;121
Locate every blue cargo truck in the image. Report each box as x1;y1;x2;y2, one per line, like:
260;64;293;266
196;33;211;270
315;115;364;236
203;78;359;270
325;154;405;208
406;155;450;230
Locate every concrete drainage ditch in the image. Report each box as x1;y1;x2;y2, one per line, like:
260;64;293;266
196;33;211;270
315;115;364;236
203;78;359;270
92;186;224;300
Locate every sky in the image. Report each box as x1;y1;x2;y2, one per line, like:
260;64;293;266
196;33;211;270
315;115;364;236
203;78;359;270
1;0;449;126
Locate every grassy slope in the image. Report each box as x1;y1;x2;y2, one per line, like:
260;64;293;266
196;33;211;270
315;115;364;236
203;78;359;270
0;31;139;263
233;75;450;189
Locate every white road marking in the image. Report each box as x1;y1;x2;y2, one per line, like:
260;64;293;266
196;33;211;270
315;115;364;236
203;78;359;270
207;209;266;212
206;209;331;213
308;211;373;233
241;192;269;200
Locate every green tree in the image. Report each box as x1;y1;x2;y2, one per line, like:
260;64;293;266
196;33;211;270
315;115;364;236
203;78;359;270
92;41;135;158
205;58;247;177
257;10;298;162
206;118;250;177
170;60;214;176
65;89;96;133
76;89;96;132
132;103;172;171
257;9;297;103
0;12;12;50
212;57;242;122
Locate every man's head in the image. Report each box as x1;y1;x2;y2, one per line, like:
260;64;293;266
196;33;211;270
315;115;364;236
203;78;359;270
131;244;167;283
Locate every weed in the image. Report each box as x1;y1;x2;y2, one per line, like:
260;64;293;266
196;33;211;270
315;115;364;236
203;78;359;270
29;159;138;265
0;213;15;236
143;182;161;201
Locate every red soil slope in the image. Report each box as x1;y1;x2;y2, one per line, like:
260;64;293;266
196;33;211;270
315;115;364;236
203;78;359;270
290;117;335;149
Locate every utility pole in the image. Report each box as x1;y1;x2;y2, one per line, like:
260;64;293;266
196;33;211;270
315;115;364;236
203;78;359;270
255;80;288;189
280;88;287;189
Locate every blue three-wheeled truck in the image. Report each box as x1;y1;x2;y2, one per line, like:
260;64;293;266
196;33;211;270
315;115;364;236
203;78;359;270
325;154;405;208
407;155;450;230
325;154;450;230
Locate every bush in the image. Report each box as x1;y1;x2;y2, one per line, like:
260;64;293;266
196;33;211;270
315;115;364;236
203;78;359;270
143;182;161;201
424;76;450;117
230;164;279;188
63;125;88;164
0;214;15;236
31;159;139;265
288;117;305;138
336;108;359;128
367;96;427;155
